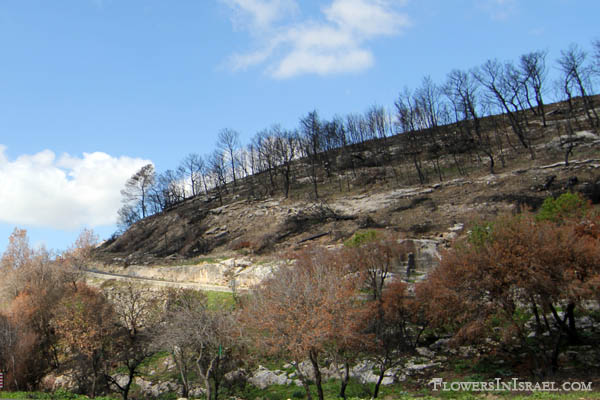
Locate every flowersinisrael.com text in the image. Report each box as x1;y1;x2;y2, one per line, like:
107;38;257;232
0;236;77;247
429;378;592;392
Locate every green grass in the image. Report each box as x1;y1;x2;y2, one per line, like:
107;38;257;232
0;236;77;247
2;392;599;400
429;390;600;400
3;381;599;400
204;290;235;310
343;230;378;248
0;390;116;399
219;376;415;400
138;350;171;372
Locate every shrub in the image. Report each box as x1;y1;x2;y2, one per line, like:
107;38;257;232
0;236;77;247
536;192;590;223
344;230;378;248
467;222;495;247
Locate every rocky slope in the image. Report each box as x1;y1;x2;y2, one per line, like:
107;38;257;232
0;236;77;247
91;155;600;292
93;98;600;288
96;157;600;262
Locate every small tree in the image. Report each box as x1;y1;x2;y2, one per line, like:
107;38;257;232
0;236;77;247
178;153;205;198
344;232;411;301
557;44;599;128
420;212;600;376
217;128;241;190
593;39;600;74
474;60;532;154
520;50;548;126
54;283;117;397
367;281;427;398
241;246;364;400
59;228;99;288
1;228;34;299
107;283;164;400
299;111;323;199
156;289;240;400
118;164;155;229
208;150;228;206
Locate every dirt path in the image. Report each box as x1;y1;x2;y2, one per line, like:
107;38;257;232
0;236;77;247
84;269;234;292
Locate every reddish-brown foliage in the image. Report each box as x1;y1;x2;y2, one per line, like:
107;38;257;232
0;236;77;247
418;213;600;375
343;232;412;301
364;280;427;398
54;283;117;397
242;246;364;400
0;228;104;391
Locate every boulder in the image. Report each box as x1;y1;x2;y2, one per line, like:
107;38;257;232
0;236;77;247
40;372;77;392
350;360;394;385
249;366;292;389
135;377;181;398
405;361;441;375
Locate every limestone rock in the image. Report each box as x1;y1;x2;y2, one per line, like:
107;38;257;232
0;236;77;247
249;365;292;389
350;360;394;385
430;338;451;352
405;361;441;374
135;377;181;398
416;347;436;358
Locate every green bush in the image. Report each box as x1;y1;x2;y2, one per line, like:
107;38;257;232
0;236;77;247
536;192;589;223
467;222;494;247
344;230;378;247
291;388;305;398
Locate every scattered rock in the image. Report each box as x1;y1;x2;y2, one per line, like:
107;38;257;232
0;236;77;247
249;365;292;389
416;347;436;358
405;361;441;374
357;214;379;228
577;316;594;330
459;346;478;358
40;372;77;392
162;355;176;371
350;360;394;385
135;377;181;398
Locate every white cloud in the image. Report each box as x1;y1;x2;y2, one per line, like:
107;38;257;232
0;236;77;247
223;0;411;78
0;146;150;230
222;0;299;31
324;0;409;37
477;0;517;21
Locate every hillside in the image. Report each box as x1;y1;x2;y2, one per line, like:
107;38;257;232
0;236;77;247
94;97;600;267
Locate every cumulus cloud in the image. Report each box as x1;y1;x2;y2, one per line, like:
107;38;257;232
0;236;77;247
0;146;151;230
223;0;411;78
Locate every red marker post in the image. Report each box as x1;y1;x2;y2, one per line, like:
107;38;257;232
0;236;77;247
0;372;3;389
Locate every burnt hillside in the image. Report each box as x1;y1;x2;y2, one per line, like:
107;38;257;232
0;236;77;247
95;96;600;265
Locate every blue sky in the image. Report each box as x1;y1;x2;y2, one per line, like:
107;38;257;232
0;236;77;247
0;0;598;253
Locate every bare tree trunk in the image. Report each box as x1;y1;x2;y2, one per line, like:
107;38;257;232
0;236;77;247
339;362;350;400
197;355;216;400
309;349;324;400
412;154;425;184
175;351;190;398
373;368;386;399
